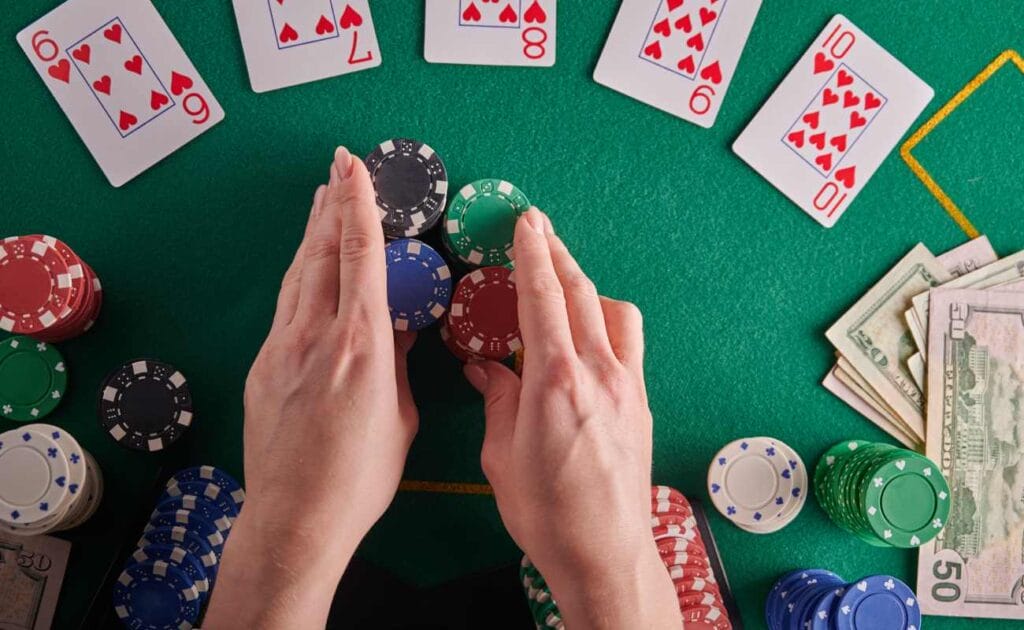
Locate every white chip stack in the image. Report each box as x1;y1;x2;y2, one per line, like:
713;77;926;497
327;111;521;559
706;436;807;534
0;423;103;536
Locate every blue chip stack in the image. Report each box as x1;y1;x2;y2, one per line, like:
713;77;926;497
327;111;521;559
385;238;452;331
113;465;245;629
765;569;922;630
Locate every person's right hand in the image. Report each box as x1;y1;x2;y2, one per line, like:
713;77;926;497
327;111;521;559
464;209;681;629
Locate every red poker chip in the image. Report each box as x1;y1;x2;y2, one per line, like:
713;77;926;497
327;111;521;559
677;589;720;610
0;236;72;334
666;563;716;584
651;499;693;516
651;524;701;544
656;537;706;557
447;266;522;360
671;568;719;591
25;239;102;343
651;485;690;507
651;513;697;529
660;551;710;571
679;604;731;629
440;316;484;363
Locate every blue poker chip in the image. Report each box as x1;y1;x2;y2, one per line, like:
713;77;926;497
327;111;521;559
385;238;452;331
833;575;921;630
780;573;845;630
809;585;846;630
146;509;225;558
787;576;845;630
138;526;219;583
159;481;240;529
766;569;842;630
166;465;245;507
112;560;201;629
131;544;212;599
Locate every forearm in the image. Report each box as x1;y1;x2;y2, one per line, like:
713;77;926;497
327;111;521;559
202;501;360;629
544;545;681;630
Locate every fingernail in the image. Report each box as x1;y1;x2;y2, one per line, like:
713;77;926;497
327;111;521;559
334;146;353;179
329;163;340;186
525;210;545;234
464;363;488;390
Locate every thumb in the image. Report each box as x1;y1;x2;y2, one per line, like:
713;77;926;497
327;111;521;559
394;331;418;418
464;361;521;458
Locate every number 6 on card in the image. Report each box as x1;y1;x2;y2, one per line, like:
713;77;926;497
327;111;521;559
733;15;933;227
16;0;224;187
424;0;557;67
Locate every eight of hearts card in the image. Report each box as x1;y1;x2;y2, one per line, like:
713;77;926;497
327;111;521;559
732;15;933;228
424;0;556;67
593;0;762;128
17;0;224;188
233;0;381;93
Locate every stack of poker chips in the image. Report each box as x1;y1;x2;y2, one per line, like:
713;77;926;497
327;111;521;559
97;359;195;452
0;336;67;422
114;466;245;630
0;424;103;536
0;235;103;342
814;440;949;548
367;139;528;365
765;569;921;630
519;486;734;629
706;436;807;533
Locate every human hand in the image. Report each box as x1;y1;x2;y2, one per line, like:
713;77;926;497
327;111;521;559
464;209;680;628
205;147;418;628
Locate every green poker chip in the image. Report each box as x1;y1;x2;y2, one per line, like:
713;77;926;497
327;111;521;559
814;439;949;548
443;179;531;267
0;336;67;422
519;555;562;629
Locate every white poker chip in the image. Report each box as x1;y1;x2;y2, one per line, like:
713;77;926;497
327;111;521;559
707;436;798;528
0;428;71;525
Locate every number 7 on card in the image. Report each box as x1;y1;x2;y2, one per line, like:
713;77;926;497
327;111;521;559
733;15;933;227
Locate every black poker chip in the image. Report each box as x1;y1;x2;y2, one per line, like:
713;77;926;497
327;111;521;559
364;138;448;239
97;359;193;452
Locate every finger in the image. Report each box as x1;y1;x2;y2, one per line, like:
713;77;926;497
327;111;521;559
545;229;613;358
464;361;521;479
327;149;390;328
512;209;574;360
295;150;350;322
271;185;326;331
600;297;645;373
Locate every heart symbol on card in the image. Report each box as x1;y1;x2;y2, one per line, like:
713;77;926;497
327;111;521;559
654;18;671;37
843;91;860;108
124;55;143;75
864;92;882;110
150;90;169;110
686;33;704;51
118;110;138;131
72;44;91;64
849;111;867;129
170;71;193;96
699;7;717;25
499;4;518;23
700;61;722;84
339;5;363;29
837;69;853;87
461;2;482;21
524;1;546;23
809;132;826;150
802;111;820;129
675;14;692;33
822;88;838;106
643;41;663;60
316;15;335;35
815;153;832;171
835;166;856;188
787;130;805;147
677;55;695;74
813;52;834;74
104;23;123;43
279;23;298;42
93;75;111;95
830;134;847;152
48;59;70;83
668;0;684;9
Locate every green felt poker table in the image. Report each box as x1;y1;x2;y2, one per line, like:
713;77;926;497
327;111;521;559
3;1;1023;628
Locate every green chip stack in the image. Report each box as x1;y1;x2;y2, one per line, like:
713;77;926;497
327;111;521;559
519;555;564;630
442;179;531;268
814;440;951;548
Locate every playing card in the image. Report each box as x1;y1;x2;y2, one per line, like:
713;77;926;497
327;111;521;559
733;15;933;227
233;0;381;93
16;0;224;188
593;0;762;128
424;0;557;67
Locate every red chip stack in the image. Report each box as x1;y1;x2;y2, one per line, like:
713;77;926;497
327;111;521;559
651;486;733;629
443;265;522;362
0;235;102;342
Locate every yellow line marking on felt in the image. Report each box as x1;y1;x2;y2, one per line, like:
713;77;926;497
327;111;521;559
901;50;1024;239
399;480;494;495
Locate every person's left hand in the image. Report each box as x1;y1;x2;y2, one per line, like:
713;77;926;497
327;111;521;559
205;147;418;628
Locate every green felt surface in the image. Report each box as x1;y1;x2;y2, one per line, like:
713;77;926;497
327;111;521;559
2;1;1023;628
